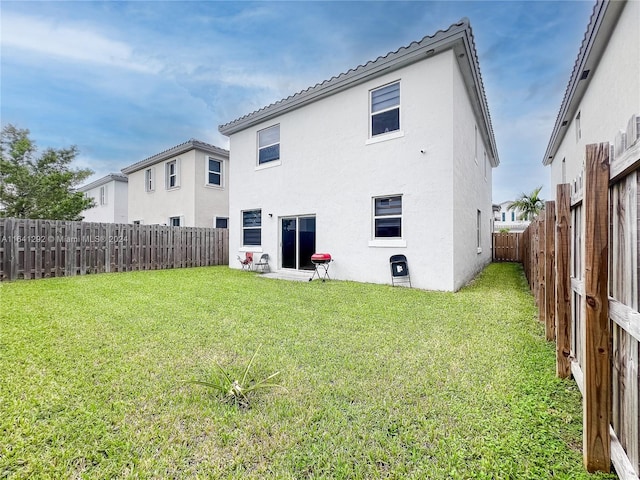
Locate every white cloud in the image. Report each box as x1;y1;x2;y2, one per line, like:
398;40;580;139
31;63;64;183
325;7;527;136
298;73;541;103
1;13;162;74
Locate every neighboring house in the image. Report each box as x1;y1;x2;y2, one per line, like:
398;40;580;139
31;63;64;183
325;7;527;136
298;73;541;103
543;0;639;186
493;201;529;232
78;173;128;223
121;139;229;227
219;19;499;291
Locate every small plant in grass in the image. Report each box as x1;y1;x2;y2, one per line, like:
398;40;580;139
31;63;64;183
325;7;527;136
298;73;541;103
190;345;285;407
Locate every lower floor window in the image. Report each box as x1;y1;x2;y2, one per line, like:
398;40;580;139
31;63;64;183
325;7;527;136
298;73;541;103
243;210;261;245
215;217;228;229
170;216;181;227
374;195;402;238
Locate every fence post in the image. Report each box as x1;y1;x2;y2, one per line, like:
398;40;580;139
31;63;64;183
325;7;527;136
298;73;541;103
545;201;556;342
582;142;611;473
555;184;572;378
537;217;546;321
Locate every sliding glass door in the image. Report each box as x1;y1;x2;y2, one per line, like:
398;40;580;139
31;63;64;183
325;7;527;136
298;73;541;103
281;216;316;270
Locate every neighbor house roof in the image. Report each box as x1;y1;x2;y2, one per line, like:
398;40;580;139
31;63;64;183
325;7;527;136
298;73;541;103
219;18;499;167
542;0;626;166
121;139;229;174
78;173;128;192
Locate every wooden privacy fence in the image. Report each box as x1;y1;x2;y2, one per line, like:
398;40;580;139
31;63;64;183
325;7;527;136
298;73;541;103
522;140;640;479
492;232;522;262
0;218;229;281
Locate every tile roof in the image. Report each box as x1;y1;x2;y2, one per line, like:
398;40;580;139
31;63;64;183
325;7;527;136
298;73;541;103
121;139;229;174
218;18;498;166
78;173;128;192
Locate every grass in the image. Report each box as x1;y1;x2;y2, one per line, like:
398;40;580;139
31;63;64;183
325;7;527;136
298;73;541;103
0;263;616;479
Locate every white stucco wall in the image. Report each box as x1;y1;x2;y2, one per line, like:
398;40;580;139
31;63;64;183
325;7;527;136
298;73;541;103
127;149;228;227
451;57;494;290
227;49;492;291
80;179;128;223
193;151;230;228
549;0;640;186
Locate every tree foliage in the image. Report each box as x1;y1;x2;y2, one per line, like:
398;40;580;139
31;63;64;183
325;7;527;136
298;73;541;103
508;186;545;221
0;124;95;220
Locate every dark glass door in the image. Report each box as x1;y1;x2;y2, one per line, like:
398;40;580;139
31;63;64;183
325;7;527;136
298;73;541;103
281;216;316;270
298;216;316;270
281;218;297;269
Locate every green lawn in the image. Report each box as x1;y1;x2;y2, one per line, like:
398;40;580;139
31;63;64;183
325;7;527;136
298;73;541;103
0;263;615;479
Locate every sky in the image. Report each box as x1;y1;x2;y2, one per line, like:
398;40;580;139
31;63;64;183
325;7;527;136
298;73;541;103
0;0;595;203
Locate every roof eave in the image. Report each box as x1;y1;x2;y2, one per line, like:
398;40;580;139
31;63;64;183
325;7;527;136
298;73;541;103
78;173;128;192
542;0;625;166
219;20;469;135
121;140;229;175
218;20;499;167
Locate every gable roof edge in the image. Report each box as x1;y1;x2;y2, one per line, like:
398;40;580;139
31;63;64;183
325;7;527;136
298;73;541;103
121;139;229;174
219;19;467;134
78;173;128;192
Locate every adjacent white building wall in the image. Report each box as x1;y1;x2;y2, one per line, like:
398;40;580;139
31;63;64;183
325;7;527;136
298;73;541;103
228;49;492;291
549;0;640;186
128;150;196;225
79;175;128;223
127;149;229;227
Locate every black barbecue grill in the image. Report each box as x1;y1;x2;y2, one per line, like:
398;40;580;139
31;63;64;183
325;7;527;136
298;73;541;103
309;253;332;282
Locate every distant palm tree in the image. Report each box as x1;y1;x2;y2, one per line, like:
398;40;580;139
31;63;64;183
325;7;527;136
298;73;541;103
508;186;544;221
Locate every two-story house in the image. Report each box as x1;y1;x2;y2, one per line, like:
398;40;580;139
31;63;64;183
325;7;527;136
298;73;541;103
219;19;499;291
543;0;639;186
121;139;229;227
78;173;128;223
493;201;529;232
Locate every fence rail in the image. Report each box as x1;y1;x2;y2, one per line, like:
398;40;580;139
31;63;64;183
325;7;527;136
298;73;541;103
0;218;229;281
521;140;640;479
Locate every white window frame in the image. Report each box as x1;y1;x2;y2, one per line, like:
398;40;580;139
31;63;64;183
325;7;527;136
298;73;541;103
373;195;402;239
145;167;155;192
257;125;280;167
99;186;107;206
169;216;182;227
206;157;223;187
369;81;401;139
166;159;180;190
242;209;262;246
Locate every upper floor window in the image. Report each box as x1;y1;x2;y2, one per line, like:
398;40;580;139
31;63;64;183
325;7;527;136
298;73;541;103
370;82;400;137
477;210;482;251
484;151;488;180
575;111;581;142
145;168;154;192
166;160;179;189
99;186;107;205
258;125;280;164
474;125;478;164
501;212;506;222
207;157;222;186
373;195;402;238
242;210;262;245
